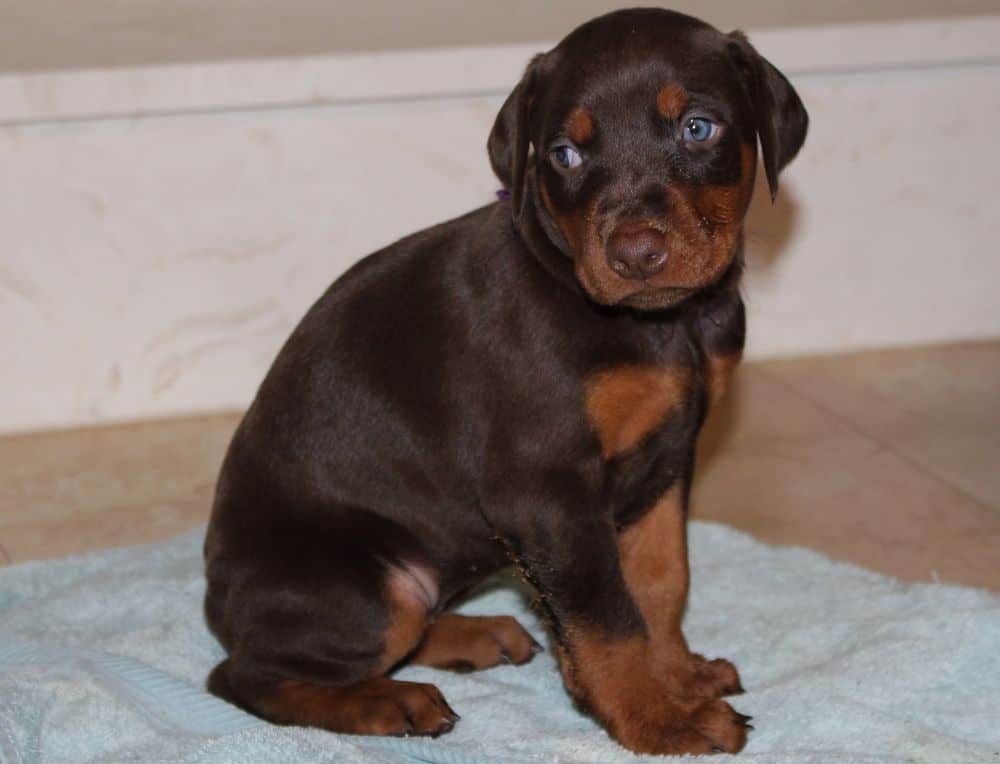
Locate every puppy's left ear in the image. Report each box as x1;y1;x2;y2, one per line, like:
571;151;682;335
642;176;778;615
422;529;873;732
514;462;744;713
728;32;808;201
488;53;547;220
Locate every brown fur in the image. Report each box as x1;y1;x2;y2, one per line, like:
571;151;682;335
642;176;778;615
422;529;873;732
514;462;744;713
377;567;433;673
260;678;458;736
585;365;691;459
705;352;742;404
565;105;595;144
203;8;809;756
619;485;689;652
560;630;748;754
410;614;540;671
657;142;757;289
540;178;596;259
619;486;745;698
656;83;689;119
571;144;757;308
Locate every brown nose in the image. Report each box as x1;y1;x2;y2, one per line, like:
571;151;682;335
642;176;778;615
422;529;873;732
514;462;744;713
606;226;667;280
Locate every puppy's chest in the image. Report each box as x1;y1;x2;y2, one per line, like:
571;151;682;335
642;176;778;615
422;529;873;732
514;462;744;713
583;362;701;461
578;288;744;464
581;350;729;529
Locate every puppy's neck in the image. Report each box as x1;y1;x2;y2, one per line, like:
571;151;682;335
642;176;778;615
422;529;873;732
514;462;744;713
509;178;588;298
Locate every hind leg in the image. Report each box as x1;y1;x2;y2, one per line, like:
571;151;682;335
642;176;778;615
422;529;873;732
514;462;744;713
206;539;459;737
409;615;542;672
210;665;459;736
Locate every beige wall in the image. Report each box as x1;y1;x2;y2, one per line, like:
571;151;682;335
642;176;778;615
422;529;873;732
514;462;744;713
3;0;1000;72
1;12;998;434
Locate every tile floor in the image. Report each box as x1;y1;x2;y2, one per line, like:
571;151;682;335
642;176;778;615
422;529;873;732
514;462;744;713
2;340;998;590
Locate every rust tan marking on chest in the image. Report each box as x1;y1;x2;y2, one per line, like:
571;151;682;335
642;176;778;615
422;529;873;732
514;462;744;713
705;353;742;405
585;365;691;459
656;84;689;120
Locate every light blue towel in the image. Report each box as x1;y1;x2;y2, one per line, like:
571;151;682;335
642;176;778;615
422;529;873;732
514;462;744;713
1;522;998;763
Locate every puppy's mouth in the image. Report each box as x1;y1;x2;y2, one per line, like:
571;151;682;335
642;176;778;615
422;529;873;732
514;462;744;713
621;285;697;310
574;259;695;310
538;186;742;310
568;214;738;311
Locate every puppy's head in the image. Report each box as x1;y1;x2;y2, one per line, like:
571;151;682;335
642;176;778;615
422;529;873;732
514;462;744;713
489;8;808;310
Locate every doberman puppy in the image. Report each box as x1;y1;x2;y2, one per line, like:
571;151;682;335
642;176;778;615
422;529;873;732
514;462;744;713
204;7;807;756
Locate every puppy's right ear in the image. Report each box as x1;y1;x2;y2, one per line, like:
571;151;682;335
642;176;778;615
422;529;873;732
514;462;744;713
488;54;547;220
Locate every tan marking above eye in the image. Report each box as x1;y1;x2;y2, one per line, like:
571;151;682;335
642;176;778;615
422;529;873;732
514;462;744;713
565;106;594;144
656;83;689;120
585;365;691;458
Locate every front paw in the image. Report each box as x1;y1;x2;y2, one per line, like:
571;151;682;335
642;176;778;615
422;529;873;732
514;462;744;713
560;634;749;754
607;690;751;755
651;645;744;699
678;654;744;699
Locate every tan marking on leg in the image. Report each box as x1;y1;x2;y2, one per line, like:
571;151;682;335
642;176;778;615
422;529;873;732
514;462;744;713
585;365;690;459
557;628;747;754
619;486;743;698
261;677;458;736
409;614;540;671
706;352;742;405
619;485;690;654
378;563;438;673
560;630;650;709
657;83;689;120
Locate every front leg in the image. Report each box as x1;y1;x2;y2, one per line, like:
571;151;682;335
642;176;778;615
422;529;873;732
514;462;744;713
618;482;743;699
696;283;746;406
488;485;749;755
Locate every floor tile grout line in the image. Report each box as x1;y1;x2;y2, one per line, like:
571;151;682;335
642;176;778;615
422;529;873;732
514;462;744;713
752;365;999;516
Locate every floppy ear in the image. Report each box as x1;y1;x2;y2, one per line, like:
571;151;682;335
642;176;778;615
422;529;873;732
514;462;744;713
728;32;808;201
488;54;546;220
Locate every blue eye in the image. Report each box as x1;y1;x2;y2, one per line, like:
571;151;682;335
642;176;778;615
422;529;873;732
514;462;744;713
683;117;721;144
550;144;583;169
